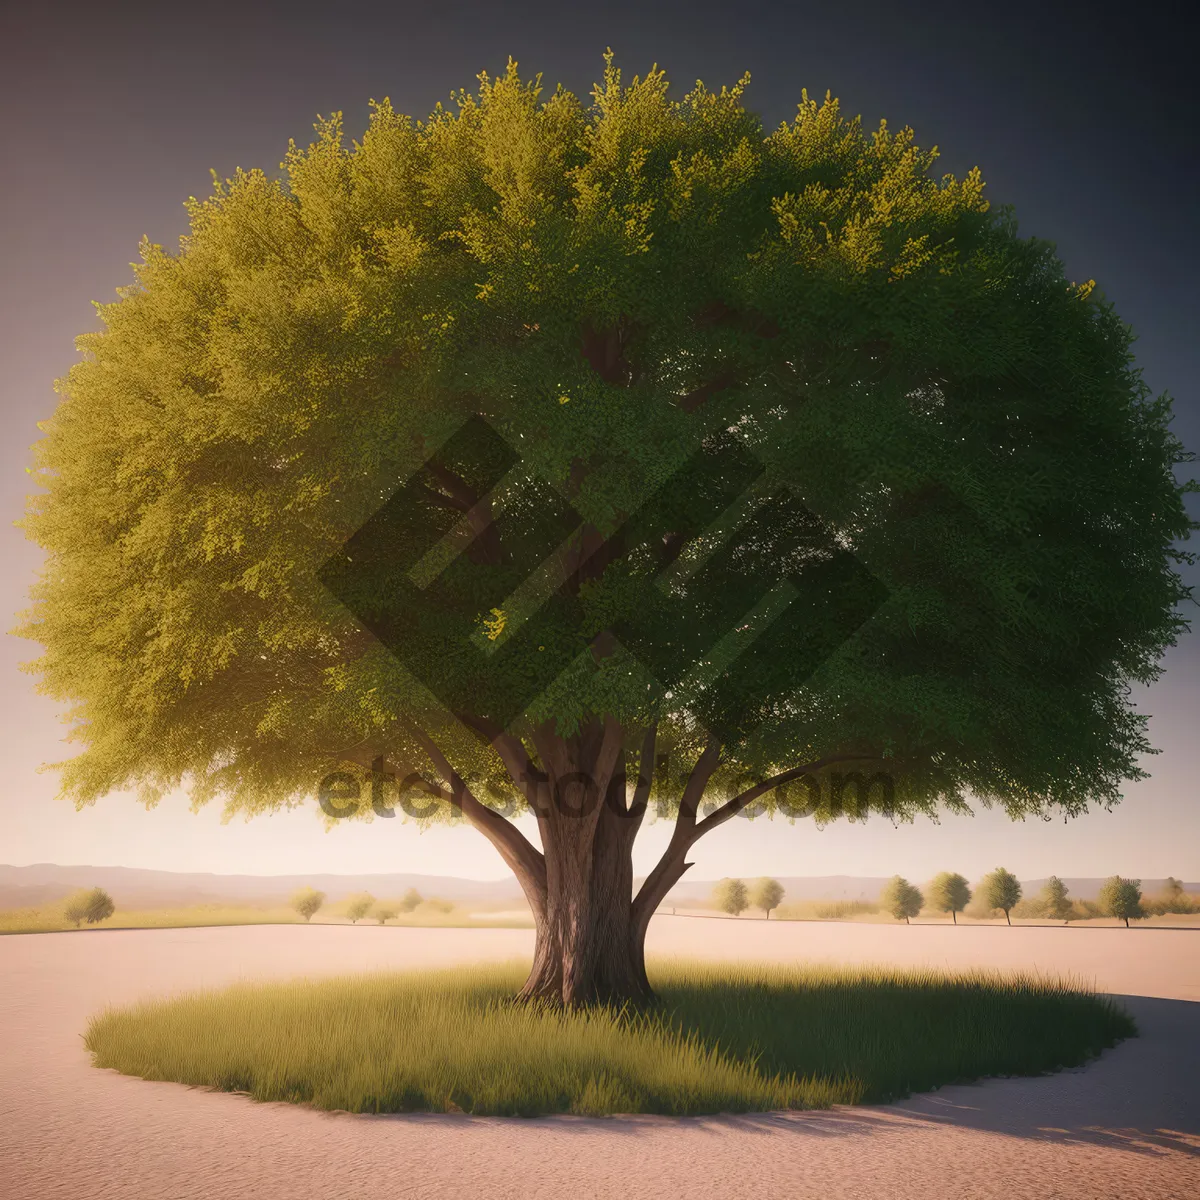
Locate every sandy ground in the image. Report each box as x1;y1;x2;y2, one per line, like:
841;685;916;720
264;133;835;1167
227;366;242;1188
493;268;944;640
1;919;1197;1200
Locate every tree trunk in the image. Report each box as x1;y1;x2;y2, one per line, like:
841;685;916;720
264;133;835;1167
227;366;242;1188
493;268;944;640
951;910;957;925
517;768;651;1007
1005;910;1011;925
408;723;865;1010
506;721;654;1009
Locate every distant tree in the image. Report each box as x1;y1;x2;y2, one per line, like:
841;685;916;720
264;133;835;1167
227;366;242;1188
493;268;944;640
86;888;116;925
881;876;924;924
979;868;1022;925
713;878;749;917
373;903;398;924
927;872;971;924
290;887;326;922
1040;876;1073;923
1147;876;1195;914
424;897;455;914
63;892;89;929
63;886;115;929
398;888;423;913
345;893;374;924
1098;876;1143;927
749;878;785;919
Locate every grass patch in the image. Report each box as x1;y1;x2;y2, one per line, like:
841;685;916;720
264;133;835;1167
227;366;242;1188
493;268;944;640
0;903;533;935
0;904;303;935
83;959;1132;1116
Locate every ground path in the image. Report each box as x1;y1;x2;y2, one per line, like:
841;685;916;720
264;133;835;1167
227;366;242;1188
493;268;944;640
2;919;1197;1199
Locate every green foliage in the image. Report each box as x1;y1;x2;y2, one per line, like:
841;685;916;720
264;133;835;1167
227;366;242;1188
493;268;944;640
926;871;971;922
1098;876;1143;926
979;868;1022;923
373;904;398;924
1143;877;1197;916
1146;877;1195;915
712;878;749;916
15;53;1193;838
83;960;1133;1115
62;886;115;929
749;877;785;917
1040;876;1073;921
399;888;423;913
345;893;375;923
290;887;326;922
880;875;923;923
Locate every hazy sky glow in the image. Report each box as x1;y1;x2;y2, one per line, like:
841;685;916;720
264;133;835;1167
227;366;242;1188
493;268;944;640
2;0;1196;880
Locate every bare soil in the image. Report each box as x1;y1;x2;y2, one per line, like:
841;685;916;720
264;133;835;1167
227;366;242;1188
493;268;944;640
1;918;1197;1199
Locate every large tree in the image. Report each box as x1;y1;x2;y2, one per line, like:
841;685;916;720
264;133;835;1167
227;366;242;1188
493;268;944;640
16;56;1194;1007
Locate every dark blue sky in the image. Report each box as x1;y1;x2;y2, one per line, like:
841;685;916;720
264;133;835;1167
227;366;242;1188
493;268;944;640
2;0;1196;877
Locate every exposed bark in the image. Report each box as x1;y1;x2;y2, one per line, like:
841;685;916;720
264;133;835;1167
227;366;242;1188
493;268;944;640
367;718;882;1008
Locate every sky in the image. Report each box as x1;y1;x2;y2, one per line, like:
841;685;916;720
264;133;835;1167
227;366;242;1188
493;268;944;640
1;0;1196;882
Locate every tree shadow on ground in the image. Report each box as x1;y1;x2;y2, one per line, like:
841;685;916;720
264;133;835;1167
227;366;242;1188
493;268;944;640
373;995;1197;1160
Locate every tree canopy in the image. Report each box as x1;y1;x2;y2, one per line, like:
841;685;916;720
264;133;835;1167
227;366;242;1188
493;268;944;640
713;878;749;916
1098;876;1143;927
979;868;1022;923
881;875;923;923
16;53;1195;1005
749;877;785;917
291;887;326;921
927;871;970;922
1039;876;1073;922
63;886;116;929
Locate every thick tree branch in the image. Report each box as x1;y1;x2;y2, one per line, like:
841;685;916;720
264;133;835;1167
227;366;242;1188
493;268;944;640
404;723;547;915
455;713;548;813
630;739;722;924
692;753;889;841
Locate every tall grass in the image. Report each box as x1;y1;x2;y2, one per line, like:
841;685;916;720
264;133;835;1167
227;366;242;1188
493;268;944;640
84;959;1132;1116
772;899;882;921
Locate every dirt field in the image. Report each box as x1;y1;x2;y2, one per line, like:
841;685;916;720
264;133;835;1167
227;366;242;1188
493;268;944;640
1;919;1197;1199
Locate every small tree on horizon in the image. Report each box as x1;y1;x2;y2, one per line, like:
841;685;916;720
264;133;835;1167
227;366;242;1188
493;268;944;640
927;872;971;924
63;886;115;929
979;868;1022;925
1098;876;1143;927
345;892;374;924
1153;876;1194;913
713;878;749;917
398;888;423;913
1040;876;1073;923
290;887;326;922
881;875;924;924
373;903;398;924
749;877;785;919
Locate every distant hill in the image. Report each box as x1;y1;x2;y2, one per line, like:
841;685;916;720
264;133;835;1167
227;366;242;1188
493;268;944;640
0;864;525;911
2;864;1194;913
